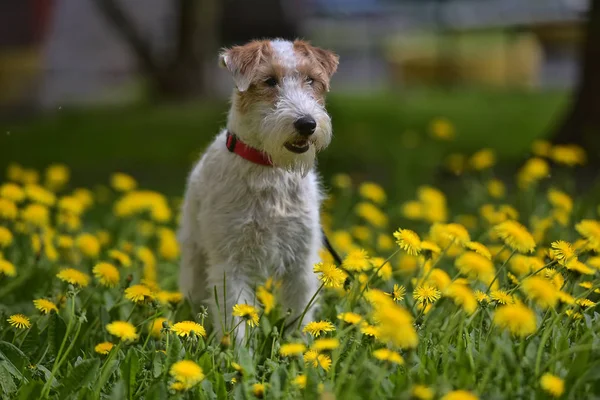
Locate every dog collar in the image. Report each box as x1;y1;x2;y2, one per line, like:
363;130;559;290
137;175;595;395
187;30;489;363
226;131;273;166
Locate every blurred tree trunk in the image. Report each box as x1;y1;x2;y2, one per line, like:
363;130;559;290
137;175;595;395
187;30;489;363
552;1;600;153
93;0;219;100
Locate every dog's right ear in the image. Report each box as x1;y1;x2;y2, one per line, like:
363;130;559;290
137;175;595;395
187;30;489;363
219;41;266;92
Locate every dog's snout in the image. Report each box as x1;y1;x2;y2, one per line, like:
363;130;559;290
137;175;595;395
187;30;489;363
294;116;317;136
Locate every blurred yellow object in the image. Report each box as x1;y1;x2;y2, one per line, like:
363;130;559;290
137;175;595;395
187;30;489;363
0;47;41;105
385;31;543;89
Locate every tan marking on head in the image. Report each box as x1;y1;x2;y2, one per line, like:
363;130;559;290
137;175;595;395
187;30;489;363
293;40;339;93
219;40;273;92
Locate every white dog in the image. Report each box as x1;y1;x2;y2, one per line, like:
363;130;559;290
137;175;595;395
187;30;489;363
178;39;339;339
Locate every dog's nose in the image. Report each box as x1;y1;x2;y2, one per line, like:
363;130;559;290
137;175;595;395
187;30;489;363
294;116;317;136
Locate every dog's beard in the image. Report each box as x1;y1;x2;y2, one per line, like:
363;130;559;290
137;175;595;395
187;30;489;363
260;111;331;176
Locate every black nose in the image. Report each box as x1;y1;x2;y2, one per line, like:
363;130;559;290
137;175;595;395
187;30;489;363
294;116;317;136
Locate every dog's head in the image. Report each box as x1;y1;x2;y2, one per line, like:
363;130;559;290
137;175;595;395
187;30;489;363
220;39;338;173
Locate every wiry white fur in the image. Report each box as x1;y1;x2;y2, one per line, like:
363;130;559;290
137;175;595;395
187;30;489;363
178;40;332;340
270;39;297;69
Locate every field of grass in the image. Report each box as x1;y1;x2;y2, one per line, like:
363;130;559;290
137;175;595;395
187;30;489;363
0;89;567;201
1;123;600;399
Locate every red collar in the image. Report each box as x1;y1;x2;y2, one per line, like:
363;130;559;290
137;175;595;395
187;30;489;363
226;131;273;166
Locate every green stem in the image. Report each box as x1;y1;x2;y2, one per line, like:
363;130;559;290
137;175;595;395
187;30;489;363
535;310;561;376
296;282;325;330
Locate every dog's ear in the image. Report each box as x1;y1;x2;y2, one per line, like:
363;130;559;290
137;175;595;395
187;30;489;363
310;47;339;80
219;41;267;92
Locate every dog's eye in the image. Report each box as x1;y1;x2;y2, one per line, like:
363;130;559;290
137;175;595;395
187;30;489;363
264;77;278;87
306;77;315;85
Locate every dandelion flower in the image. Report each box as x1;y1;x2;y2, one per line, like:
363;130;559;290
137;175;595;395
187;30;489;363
441;390;479;400
455;251;495;283
540;373;564;398
149;317;168;337
252;383;266;398
551;240;576;266
76;233;100;258
413;285;441;304
292;375;307;388
575;220;600;251
389;284;406;302
464;241;492;260
156;291;183;306
314;262;346;288
169;360;205;390
106;321;138;341
92;262;120;287
0;183;25;202
469;148;496;171
493;303;537;337
342;249;371;271
521;277;559;309
474;290;489;304
337;312;362;325
548;189;573;213
125;284;155;303
111;173;137;192
551;144;586;166
430;118;455;140
355;202;388;227
232;304;260;327
373;304;418;348
312;338;340;351
94;342;114;355
393;229;422;255
21;204;49;227
0;227;13;248
444;283;477;315
412;385;435;400
517;157;549;188
303;320;335;337
0;259;16;277
360;322;380;338
57;268;90;287
490;290;514;305
575;298;595;309
256;286;275;314
303;350;332;371
0;198;18;220
279;343;306;357
358;182;386;204
170;321;206;338
494;220;536;253
487;179;506;199
372;348;404;364
108;249;132;268
33;299;58;314
7;314;30;329
565;259;595;275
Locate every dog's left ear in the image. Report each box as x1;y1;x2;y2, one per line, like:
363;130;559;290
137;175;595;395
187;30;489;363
219;41;267;92
311;47;339;80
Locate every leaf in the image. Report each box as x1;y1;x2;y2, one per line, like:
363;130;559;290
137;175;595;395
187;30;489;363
19;324;40;359
0;341;29;380
145;381;168;400
215;373;227;400
15;380;44;400
120;349;140;400
95;359;119;394
152;352;164;378
0;362;17;395
166;333;183;369
236;347;255;379
59;358;101;398
201;379;216;400
47;313;67;357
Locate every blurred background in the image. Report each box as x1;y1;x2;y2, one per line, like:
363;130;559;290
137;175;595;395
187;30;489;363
0;0;598;202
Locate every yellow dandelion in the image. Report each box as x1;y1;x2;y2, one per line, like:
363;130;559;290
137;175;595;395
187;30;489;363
149;317;168;338
76;233;101;258
21;203;49;227
494;220;536;253
413;284;441;304
33;299;58;314
550;144;586;166
444;283;477;315
455;252;495;283
474;290;489;304
57;268;90;287
252;382;266;398
412;385;435;400
94;342;114;355
490;290;514;305
337;312;362;325
390;284;406;302
332;173;351;189
92;262;120;287
551;240;576;266
355;202;388;227
0;198;18;220
303;350;332;371
464;241;492;260
124;284;155;303
575;220;600;251
359;322;380;338
0;259;16;277
393;228;422;255
312;338;340;351
169;360;205;390
372;348;404;364
256;286;275;314
374;305;419;349
575;298;595;309
402;200;423;220
558;291;575;305
7;314;31;329
548;188;573;213
566;309;583;320
232;304;260;327
441;390;479;400
314;262;347;288
540;373;564;398
303;320;335;337
156;291;183;305
358;182;386;204
108;249;132;268
469;148;496;171
292;375;307;389
111;173;137;192
342;249;371;272
487;179;506;199
171;321;206;338
521;277;559;309
0;183;25;202
279;343;306;357
565;259;595;275
517;157;549;189
493;303;537;337
429;117;455;140
106;321;138;341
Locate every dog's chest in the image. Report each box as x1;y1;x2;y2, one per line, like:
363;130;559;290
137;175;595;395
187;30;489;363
202;171;319;272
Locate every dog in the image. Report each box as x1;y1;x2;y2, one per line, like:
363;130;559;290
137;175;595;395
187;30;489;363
178;39;339;340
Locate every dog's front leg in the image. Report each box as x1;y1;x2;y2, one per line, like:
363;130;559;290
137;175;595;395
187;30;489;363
280;265;320;327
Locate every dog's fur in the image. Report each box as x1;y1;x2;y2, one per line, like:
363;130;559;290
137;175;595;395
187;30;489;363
178;39;338;338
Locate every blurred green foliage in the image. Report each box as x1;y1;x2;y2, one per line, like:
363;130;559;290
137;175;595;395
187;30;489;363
0;89;566;200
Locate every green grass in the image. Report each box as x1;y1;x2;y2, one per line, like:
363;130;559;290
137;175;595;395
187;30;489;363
0;89;567;199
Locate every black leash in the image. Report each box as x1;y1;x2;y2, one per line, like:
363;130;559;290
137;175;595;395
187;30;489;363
322;228;343;266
